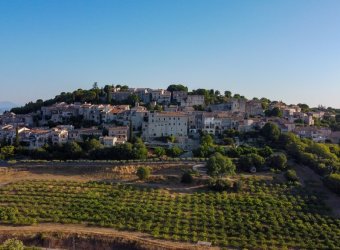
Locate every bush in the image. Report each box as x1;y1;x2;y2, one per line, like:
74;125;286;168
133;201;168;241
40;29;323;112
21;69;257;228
208;178;233;191
267;153;287;170
258;146;273;158
324;173;340;194
166;146;183;157
0;238;24;250
234;179;244;192
238;153;265;172
136;166;151;180
154;147;166;157
285;170;299;182
181;172;194;184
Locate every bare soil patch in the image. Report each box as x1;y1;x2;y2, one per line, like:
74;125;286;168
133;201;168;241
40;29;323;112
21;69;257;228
295;164;340;218
0;223;218;250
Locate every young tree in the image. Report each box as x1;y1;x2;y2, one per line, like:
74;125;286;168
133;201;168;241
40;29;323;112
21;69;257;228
136;166;151;180
0;146;15;160
201;134;214;147
206;152;235;177
181;172;194;184
166;146;183;157
132;138;148;159
154;147;166;157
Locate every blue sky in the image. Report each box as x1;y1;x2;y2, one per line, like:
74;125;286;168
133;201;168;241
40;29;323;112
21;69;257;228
0;0;339;108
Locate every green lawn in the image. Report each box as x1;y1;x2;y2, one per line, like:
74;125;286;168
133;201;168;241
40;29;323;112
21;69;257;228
0;179;339;249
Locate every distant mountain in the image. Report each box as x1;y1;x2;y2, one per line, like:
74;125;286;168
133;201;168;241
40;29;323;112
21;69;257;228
0;101;18;114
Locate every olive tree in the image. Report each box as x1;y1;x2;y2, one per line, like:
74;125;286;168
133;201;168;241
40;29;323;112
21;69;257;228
136;166;151;180
206;152;235;177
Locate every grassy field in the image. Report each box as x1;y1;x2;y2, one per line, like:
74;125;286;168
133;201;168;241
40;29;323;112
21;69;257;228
0;178;339;249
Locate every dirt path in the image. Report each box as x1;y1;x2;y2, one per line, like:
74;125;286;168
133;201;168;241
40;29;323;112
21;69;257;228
294;164;340;218
0;223;218;250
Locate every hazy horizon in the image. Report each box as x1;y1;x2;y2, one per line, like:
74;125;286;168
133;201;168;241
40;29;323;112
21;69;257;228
0;83;339;109
1;0;340;108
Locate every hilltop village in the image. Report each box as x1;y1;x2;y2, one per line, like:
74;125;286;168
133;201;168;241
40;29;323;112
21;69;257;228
1;84;339;153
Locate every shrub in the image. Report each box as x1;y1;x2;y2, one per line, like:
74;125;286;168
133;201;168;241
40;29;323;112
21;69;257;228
267;153;287;170
234;179;244;192
136;166;151;180
285;170;299;182
238;153;265;172
0;238;24;250
166;146;183;157
208;178;233;191
181;172;194;184
154;146;166;157
324;173;340;194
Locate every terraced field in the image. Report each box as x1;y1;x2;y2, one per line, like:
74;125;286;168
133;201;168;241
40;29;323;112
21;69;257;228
0;179;339;249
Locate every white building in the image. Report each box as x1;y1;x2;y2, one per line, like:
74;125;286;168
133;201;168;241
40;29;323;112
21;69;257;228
100;136;118;147
142;112;188;140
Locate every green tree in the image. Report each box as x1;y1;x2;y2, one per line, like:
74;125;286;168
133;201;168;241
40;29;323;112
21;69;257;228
306;143;337;160
0;146;15;160
167;135;176;143
127;94;140;105
260;98;271;110
298;103;310;112
267;153;287;170
324;173;340;194
224;91;232;98
154;147;166;157
201;134;214;147
261;122;281;142
270;107;282;117
278;132;299;149
167;84;188;92
258;146;273;157
132;138;148;159
64;142;83;159
238;153;265;172
181;172;194;184
136;166;151;180
14;127;19;147
166;146;183;157
206;152;235;177
208;178;233;191
104;85;112;103
0;239;24;250
84;138;103;151
286;169;299;182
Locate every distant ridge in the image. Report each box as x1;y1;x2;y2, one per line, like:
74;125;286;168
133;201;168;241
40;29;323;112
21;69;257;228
0;101;17;114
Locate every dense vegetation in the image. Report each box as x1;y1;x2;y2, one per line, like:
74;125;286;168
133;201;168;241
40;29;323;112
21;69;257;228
0;179;339;249
15;138;148;161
